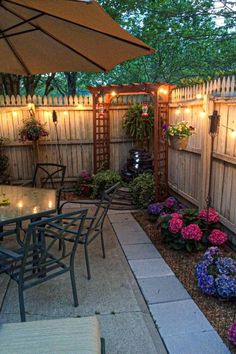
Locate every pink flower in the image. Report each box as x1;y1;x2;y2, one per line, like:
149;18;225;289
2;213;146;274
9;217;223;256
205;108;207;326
208;229;228;245
171;213;182;219
228;322;236;346
168;218;183;234
198;208;220;223
181;224;203;241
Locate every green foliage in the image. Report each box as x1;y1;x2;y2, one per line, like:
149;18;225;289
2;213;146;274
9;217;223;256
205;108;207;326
122;103;154;140
19;117;48;142
1;0;235;96
93;169;122;197
165;121;195;138
129;173;155;208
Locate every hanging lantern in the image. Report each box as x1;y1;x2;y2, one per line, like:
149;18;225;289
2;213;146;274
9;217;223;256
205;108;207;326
142;102;149;118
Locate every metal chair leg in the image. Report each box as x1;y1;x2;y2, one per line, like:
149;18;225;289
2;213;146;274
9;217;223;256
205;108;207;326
18;284;26;322
84;244;91;280
70;266;78;307
100;231;106;259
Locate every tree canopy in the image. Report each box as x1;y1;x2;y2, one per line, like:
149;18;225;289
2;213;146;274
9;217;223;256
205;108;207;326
0;0;235;96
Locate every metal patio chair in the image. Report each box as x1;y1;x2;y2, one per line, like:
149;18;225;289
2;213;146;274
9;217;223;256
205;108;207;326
0;208;87;322
27;163;66;211
59;182;120;280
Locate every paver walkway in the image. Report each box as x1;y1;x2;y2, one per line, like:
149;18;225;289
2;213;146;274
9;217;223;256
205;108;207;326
108;210;231;354
0;207;166;354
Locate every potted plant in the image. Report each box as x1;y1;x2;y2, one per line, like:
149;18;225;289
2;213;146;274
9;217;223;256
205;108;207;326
162;121;195;150
19;115;49;163
122;103;154;148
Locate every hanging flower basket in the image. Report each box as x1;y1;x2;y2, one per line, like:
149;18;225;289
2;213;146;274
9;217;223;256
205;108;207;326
169;136;189;150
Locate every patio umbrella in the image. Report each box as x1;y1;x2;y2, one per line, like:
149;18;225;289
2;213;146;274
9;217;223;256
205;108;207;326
0;0;155;75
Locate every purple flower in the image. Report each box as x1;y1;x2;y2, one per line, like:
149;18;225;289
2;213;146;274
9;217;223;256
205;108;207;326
164;197;176;209
162;123;168;131
195;247;236;299
197;274;216;295
228;322;236;345
215;275;236;298
147;202;163;215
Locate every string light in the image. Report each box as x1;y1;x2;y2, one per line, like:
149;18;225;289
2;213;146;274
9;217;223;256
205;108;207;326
199;111;206;118
111;91;117;97
12;111;17;118
196;93;202;99
184;107;191;114
64;111;68;116
77;103;83;109
175;108;181;115
230;130;236;138
159;88;168;94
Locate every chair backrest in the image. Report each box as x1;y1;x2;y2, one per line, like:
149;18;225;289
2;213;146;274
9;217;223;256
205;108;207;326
19;209;87;284
32;163;66;189
90;182;120;231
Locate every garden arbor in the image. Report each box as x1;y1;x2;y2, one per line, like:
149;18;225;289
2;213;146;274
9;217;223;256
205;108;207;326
88;82;175;201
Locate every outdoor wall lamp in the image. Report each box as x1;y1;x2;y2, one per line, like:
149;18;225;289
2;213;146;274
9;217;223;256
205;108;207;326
209;110;220;137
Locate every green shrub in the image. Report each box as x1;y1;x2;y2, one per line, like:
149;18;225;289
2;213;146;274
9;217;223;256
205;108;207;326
129;173;155;208
93;169;121;197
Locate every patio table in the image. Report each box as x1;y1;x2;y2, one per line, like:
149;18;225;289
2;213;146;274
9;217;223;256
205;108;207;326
0;185;57;229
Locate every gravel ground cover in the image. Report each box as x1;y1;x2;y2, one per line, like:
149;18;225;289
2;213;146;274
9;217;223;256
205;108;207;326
133;211;236;353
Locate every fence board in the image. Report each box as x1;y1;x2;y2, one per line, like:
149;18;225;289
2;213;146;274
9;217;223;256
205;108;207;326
170;79;236;232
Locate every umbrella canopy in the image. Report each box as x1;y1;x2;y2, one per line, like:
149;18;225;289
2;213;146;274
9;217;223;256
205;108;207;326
0;0;155;75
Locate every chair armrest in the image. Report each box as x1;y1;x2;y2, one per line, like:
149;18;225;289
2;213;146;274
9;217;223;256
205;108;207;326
0;246;22;260
60;200;100;212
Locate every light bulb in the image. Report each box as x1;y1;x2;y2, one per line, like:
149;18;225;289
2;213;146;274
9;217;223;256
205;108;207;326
184;108;190;114
175;108;181;115
200;111;206;118
196;94;202;99
12;111;17;118
230;130;236;138
111;91;117;97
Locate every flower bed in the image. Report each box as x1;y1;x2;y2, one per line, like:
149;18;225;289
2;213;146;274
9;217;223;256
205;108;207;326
133;210;236;353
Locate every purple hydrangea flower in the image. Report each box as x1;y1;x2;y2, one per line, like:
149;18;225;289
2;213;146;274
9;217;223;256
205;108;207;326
195;247;236;299
164;197;176;209
197;274;216;295
147;203;164;215
215;275;236;298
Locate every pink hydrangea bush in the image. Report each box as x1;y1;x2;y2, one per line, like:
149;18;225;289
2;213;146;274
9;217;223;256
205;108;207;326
181;224;203;241
159;207;228;252
198;208;220;223
168;217;183;234
208;229;228;245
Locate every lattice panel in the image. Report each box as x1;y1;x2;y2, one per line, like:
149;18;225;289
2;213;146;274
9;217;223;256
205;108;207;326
93;102;110;172
156;102;169;200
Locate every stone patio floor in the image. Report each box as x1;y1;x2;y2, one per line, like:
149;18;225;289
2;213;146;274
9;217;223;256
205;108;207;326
0;207;167;354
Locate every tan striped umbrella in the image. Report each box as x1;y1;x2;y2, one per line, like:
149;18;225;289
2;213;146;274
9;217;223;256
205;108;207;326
0;0;154;75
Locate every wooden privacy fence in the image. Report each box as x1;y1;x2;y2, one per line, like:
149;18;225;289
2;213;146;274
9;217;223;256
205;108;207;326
0;98;135;182
169;75;236;234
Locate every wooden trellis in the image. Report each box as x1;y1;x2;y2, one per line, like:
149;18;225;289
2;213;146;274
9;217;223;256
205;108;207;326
88;82;175;201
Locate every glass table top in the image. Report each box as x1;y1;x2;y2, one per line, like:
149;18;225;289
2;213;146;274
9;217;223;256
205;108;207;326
0;185;57;224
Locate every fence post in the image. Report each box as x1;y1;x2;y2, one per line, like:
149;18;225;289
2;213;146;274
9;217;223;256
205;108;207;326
199;95;214;209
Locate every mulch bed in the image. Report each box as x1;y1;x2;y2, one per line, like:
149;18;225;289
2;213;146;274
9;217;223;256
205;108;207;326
133;211;236;353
